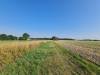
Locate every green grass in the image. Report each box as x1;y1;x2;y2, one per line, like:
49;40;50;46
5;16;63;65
0;41;100;75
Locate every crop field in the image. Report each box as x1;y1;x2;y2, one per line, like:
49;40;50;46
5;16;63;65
56;40;100;65
0;40;100;75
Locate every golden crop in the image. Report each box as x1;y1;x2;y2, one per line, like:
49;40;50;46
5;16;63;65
0;41;41;70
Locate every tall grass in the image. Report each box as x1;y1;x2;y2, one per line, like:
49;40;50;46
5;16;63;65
0;41;41;70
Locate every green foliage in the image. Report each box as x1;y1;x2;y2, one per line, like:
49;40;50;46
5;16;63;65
18;37;24;40
7;35;17;40
0;34;8;40
22;33;30;40
0;33;30;40
0;34;17;40
51;36;58;40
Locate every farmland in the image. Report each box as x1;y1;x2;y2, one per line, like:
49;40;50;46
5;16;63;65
0;40;100;75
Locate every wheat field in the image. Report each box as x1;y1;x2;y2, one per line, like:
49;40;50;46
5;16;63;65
0;41;42;70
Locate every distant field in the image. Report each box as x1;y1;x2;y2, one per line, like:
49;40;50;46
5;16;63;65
0;41;100;75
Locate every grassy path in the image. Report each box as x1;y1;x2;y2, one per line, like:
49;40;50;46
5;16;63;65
0;41;100;75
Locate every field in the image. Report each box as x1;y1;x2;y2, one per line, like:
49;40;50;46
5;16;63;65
0;40;100;75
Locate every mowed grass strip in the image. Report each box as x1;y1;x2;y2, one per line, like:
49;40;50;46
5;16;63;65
0;41;100;75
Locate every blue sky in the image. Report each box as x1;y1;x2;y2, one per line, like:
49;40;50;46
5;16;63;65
0;0;100;39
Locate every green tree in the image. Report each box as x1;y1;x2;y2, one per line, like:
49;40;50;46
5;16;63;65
0;34;8;40
22;33;30;40
8;35;17;40
51;36;58;40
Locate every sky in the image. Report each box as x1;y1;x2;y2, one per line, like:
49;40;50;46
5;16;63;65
0;0;100;39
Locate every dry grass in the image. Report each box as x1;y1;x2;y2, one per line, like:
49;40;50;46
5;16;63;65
0;41;41;70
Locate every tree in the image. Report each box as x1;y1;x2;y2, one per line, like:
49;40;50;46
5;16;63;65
0;33;30;40
22;33;30;40
7;35;17;40
51;36;59;40
0;34;8;40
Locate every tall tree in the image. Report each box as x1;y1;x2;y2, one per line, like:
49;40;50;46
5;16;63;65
22;33;30;40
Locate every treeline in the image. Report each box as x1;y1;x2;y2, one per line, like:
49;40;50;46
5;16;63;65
79;39;100;41
1;33;100;41
31;36;75;40
0;34;75;40
0;33;30;40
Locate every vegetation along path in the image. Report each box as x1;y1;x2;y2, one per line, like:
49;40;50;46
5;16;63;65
0;41;100;75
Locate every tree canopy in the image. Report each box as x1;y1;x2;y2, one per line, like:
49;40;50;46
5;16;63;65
0;33;30;40
22;33;30;40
